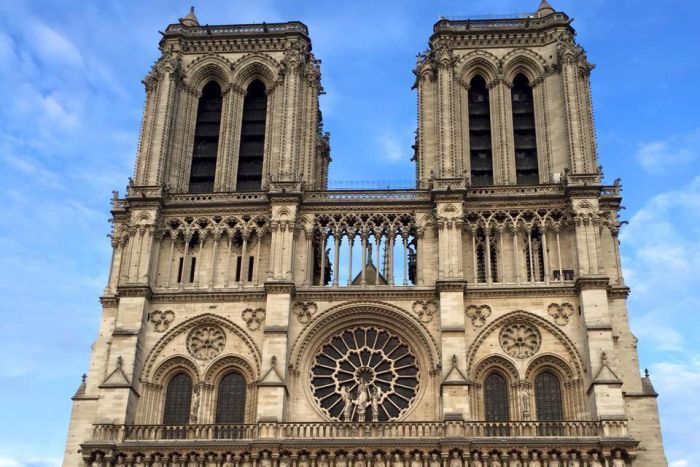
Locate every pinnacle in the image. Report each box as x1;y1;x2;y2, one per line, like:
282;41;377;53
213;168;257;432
179;6;200;27
537;0;555;16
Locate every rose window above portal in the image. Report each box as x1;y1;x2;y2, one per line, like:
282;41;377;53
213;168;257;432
310;326;420;422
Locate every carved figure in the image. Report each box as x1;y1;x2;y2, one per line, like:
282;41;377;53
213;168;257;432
547;453;560;467
611;451;625;467
260;452;272;467
241;454;253;467
190;386;200;423
392;453;404;467
509;452;522;467
205;454;217;467
566;452;580;467
221;454;234;467
356;381;370;419
114;455;126;467
151;454;164;467
410;452;421;467
336;453;348;467
298;454;310;467
520;385;531;418
341;386;354;421
134;455;145;467
528;452;542;467
432;453;443;467
355;452;367;467
280;454;291;467
369;385;382;422
374;453;386;467
490;453;502;467
588;452;602;467
91;453;104;467
470;452;483;467
318;453;330;467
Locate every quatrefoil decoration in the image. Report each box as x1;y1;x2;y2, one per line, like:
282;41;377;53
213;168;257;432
547;302;574;326
149;310;174;332
412;300;438;323
465;304;492;327
292;302;318;324
242;307;266;331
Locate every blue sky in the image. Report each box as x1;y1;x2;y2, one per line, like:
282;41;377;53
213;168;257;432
0;0;698;465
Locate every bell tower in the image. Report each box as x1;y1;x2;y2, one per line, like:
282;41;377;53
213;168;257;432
133;7;330;193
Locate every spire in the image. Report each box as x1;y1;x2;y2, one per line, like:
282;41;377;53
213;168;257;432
72;373;87;399
179;6;200;27
642;368;659;396
537;0;555;17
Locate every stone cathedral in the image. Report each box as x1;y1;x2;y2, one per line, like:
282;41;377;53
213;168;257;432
63;2;668;466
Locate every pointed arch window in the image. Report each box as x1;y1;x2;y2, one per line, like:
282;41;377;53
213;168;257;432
468;75;493;186
236;80;267;192
215;371;247;423
189;81;222;193
163;372;192;425
511;74;539;185
484;373;509;421
535;371;563;421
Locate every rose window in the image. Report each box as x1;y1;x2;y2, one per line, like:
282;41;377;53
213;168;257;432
310;327;419;422
499;322;541;359
187;325;226;360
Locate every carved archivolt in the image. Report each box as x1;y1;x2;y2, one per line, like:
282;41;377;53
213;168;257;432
152;355;200;386
183;53;235;91
142;313;262;381
547;303;574;326
187;325;226;360
313;212;416;238
465;304;491;328
203;354;257;386
472;355;519;383
149;310;174;332
501;48;549;84
456;49;500;85
242;308;266;331
412;300;438;323
499;322;541;359
463;208;570;233
293;301;318;324
230;53;282;90
160;214;269;243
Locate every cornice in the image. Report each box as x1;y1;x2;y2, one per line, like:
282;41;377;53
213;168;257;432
264;281;296;295
150;289;267;303
117;284;153;299
295;287;437;302
466;285;577;299
436;280;467;293
575;276;610;293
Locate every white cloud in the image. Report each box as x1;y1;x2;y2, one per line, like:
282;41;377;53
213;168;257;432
28;22;84;67
634;128;700;174
378;134;404;162
0;457;61;467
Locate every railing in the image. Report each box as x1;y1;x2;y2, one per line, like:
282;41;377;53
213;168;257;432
433;13;569;32
304;190;431;202
165;22;309;36
91;420;626;443
167;192;267;204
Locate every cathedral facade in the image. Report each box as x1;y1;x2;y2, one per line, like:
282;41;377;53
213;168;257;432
63;2;668;466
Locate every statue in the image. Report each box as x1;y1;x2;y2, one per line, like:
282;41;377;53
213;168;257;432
280;454;291;467
588;452;603;467
374;453;386;467
566;452;580;467
134;455;146;467
317;453;330;467
356;381;370;420
190;386;200;423
260;452;272;467
114;455;126;467
470;452;483;467
336;453;348;467
490;453;502;467
547;453;560;467
151;454;164;467
369;385;382;422
528;452;542;467
298;454;310;467
355;452;367;467
611;451;626;467
520;386;531;418
187;453;199;467
241;454;253;467
221;454;234;467
409;452;421;467
205;454;217;467
341;386;355;421
392;453;404;467
90;453;104;467
509;452;522;467
432;452;443;467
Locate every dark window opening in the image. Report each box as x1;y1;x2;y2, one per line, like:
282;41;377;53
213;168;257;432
511;74;539;185
484;373;509;421
177;257;184;283
189;81;222;193
476;228;499;283
163;373;192;425
236;80;267;192
525;229;546;282
247;256;255;282
189;257;197;283
235;256;242;282
215;371;247;423
468;75;493;186
535;371;564;421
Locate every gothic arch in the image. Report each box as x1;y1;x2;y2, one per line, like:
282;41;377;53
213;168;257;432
184;54;234;91
525;353;576;381
501;49;548;85
231;53;281;91
291;301;440;371
472;354;519;382
142;313;261;382
203;354;258;385
466;310;585;378
152;355;200;386
457;50;500;85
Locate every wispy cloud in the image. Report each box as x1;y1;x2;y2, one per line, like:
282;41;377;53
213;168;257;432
634;128;700;174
